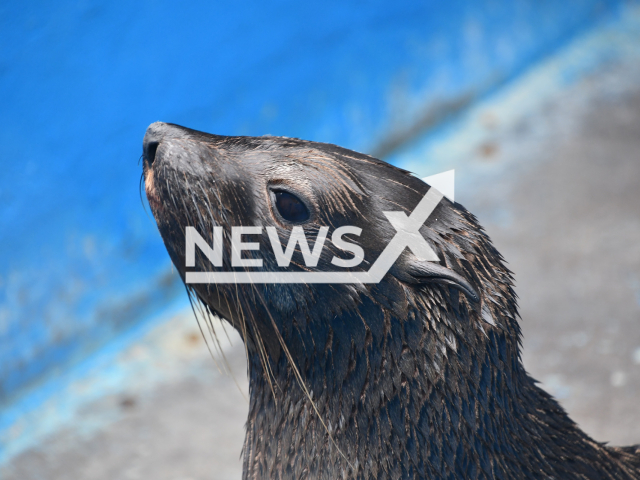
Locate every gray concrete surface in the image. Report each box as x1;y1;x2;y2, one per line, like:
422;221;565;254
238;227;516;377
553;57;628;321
3;23;640;480
1;334;249;480
470;80;640;447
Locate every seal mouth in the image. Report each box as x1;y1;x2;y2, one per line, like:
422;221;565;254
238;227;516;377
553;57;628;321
143;160;163;213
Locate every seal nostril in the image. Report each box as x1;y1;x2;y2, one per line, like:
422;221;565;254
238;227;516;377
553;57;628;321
146;141;159;165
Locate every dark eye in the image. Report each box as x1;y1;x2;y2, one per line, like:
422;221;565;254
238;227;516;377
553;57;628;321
272;190;310;223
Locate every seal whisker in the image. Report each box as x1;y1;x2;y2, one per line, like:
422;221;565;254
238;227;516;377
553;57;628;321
138;172;154;222
239;290;278;398
185;286;225;374
201;300;249;402
248;283;355;472
184;176;241;381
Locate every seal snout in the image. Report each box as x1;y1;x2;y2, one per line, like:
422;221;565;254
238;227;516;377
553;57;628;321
143;121;188;165
143;122;185;214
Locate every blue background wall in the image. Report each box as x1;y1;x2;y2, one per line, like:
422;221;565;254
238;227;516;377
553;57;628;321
0;0;625;406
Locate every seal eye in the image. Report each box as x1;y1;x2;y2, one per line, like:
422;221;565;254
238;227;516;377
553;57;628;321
272;190;310;223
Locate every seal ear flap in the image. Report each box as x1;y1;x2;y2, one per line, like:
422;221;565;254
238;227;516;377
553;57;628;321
395;257;480;305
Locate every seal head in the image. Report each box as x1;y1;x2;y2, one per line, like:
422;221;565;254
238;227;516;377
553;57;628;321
143;122;640;480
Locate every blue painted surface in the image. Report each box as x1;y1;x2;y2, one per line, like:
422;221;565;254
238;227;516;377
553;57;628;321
0;0;626;410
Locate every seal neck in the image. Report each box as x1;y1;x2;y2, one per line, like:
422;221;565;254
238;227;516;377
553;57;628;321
241;285;626;479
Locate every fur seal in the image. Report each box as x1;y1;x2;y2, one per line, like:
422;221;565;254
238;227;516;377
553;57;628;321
142;121;640;479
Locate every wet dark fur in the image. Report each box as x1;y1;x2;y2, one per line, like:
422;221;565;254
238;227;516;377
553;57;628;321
142;122;640;479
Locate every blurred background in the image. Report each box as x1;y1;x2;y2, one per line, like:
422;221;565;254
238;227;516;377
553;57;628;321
1;1;639;478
